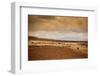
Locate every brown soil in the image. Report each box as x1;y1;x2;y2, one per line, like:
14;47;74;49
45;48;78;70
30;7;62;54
28;46;88;61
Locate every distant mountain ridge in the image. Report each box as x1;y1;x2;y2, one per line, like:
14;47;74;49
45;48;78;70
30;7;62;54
28;36;87;43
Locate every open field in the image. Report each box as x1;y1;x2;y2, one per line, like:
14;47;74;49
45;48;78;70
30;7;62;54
28;37;88;61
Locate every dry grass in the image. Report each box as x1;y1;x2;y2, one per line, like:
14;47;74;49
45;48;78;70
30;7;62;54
28;41;88;61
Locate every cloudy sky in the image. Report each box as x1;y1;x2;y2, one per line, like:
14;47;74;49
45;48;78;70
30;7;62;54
28;15;88;41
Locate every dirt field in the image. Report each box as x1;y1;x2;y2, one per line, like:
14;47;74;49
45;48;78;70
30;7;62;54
28;42;88;61
28;37;88;61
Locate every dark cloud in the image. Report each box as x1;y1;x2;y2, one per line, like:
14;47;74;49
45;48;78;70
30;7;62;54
28;15;88;41
28;15;88;33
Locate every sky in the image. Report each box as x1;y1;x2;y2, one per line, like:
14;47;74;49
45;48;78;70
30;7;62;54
28;15;88;41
